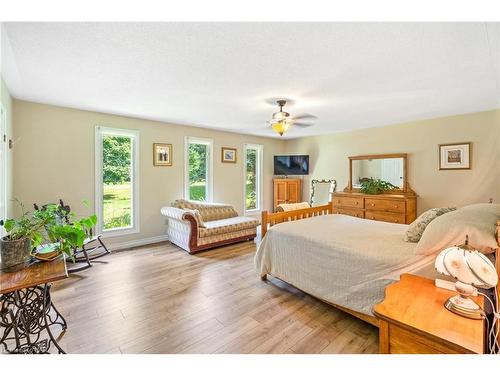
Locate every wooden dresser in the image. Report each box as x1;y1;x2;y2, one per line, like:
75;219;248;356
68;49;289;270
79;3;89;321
332;191;417;224
273;178;302;211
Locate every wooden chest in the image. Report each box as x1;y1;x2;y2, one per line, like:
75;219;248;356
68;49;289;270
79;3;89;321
332;191;416;224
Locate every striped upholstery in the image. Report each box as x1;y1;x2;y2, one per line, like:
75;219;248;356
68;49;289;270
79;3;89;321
199;216;259;238
171;199;238;222
197;228;257;246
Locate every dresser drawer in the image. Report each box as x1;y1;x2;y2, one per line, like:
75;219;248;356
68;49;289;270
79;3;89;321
365;211;406;224
365;198;405;213
334;196;363;209
388;325;462;354
333;208;364;219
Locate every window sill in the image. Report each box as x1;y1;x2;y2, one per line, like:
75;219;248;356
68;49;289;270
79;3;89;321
102;227;140;238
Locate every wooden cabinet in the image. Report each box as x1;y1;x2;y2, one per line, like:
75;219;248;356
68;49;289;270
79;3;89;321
332;191;416;224
374;274;485;354
273;179;302;211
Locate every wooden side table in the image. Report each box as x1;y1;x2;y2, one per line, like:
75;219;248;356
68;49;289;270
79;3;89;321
0;257;68;354
374;274;485;354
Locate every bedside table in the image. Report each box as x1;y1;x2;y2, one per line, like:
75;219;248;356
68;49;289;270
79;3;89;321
373;274;485;354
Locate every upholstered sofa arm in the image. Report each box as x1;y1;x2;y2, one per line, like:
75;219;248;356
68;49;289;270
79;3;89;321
161;206;189;220
161;206;206;228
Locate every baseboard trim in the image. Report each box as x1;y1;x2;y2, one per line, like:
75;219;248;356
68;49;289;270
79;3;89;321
107;235;169;251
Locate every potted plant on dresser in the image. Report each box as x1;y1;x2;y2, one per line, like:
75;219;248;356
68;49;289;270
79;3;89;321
0;201;97;272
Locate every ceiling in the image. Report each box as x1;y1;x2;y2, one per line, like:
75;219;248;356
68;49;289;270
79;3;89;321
2;22;499;138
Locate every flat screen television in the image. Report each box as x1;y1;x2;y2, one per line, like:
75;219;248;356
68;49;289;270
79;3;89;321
274;155;309;175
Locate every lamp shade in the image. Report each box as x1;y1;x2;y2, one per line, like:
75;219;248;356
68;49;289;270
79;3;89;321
435;246;498;289
434;237;498;320
272;121;290;136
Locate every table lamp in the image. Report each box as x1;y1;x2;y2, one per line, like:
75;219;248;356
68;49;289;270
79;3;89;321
434;235;498;320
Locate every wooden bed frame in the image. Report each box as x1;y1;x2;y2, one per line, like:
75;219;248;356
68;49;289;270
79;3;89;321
261;201;334;238
261;206;500;342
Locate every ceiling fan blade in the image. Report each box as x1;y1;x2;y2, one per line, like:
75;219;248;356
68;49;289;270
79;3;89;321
293;122;315;128
292;113;317;121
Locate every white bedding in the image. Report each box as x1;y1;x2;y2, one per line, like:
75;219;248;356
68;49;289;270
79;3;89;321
255;214;436;316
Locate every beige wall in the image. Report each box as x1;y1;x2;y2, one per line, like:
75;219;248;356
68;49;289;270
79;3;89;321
12;100;285;247
285;110;500;214
11;99;500;248
0;77;13;215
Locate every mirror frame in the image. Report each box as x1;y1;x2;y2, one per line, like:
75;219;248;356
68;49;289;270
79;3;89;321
346;153;410;194
310;179;337;206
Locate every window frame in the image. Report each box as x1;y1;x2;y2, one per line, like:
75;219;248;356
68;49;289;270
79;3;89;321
243;143;263;214
95;126;140;237
184;136;214;202
0;104;7;236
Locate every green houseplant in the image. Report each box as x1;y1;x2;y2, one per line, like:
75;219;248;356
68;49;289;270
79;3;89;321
360;178;397;195
0;200;97;272
0;200;51;272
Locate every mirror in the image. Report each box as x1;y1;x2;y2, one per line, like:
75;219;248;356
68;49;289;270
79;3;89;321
347;154;408;192
352;158;404;188
310;179;337;206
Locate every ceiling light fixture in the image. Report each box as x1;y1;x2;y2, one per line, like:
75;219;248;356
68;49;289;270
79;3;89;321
267;99;316;136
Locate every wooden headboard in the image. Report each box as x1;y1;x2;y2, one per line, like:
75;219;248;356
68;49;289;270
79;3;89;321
261;201;334;238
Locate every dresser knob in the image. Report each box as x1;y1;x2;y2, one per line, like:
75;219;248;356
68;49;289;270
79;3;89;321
355;201;359;205
370;203;375;206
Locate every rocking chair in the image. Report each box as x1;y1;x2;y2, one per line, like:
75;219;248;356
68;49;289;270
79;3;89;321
34;200;111;273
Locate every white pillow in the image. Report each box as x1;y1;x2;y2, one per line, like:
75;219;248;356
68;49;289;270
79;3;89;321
415;203;500;255
404;207;456;243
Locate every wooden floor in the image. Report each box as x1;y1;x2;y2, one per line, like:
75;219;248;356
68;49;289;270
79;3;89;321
51;241;379;354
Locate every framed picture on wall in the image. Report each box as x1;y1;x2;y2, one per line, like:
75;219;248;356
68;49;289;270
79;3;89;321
439;142;471;170
153;143;172;166
221;147;237;163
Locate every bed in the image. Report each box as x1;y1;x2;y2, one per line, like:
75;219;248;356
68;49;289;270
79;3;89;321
256;202;500;328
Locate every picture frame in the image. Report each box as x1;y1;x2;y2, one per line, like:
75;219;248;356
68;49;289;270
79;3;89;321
153;143;172;166
221;147;237;163
438;142;471;170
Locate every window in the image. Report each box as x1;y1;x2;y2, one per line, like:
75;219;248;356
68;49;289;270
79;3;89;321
185;137;213;202
244;144;263;212
95;126;139;236
0;105;7;234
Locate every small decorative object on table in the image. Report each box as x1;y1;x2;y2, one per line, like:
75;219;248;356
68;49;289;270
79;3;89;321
34;243;60;262
434;235;498;320
221;147;237;163
153;143;172;166
434;234;500;354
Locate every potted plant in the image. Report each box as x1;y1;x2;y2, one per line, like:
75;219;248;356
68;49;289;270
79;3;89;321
1;201;98;272
42;204;97;260
0;201;50;272
360;178;397;195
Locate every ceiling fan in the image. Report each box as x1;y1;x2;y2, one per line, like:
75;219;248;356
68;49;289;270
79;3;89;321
267;99;317;136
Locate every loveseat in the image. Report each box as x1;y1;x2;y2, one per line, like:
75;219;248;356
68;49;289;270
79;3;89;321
161;199;259;253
